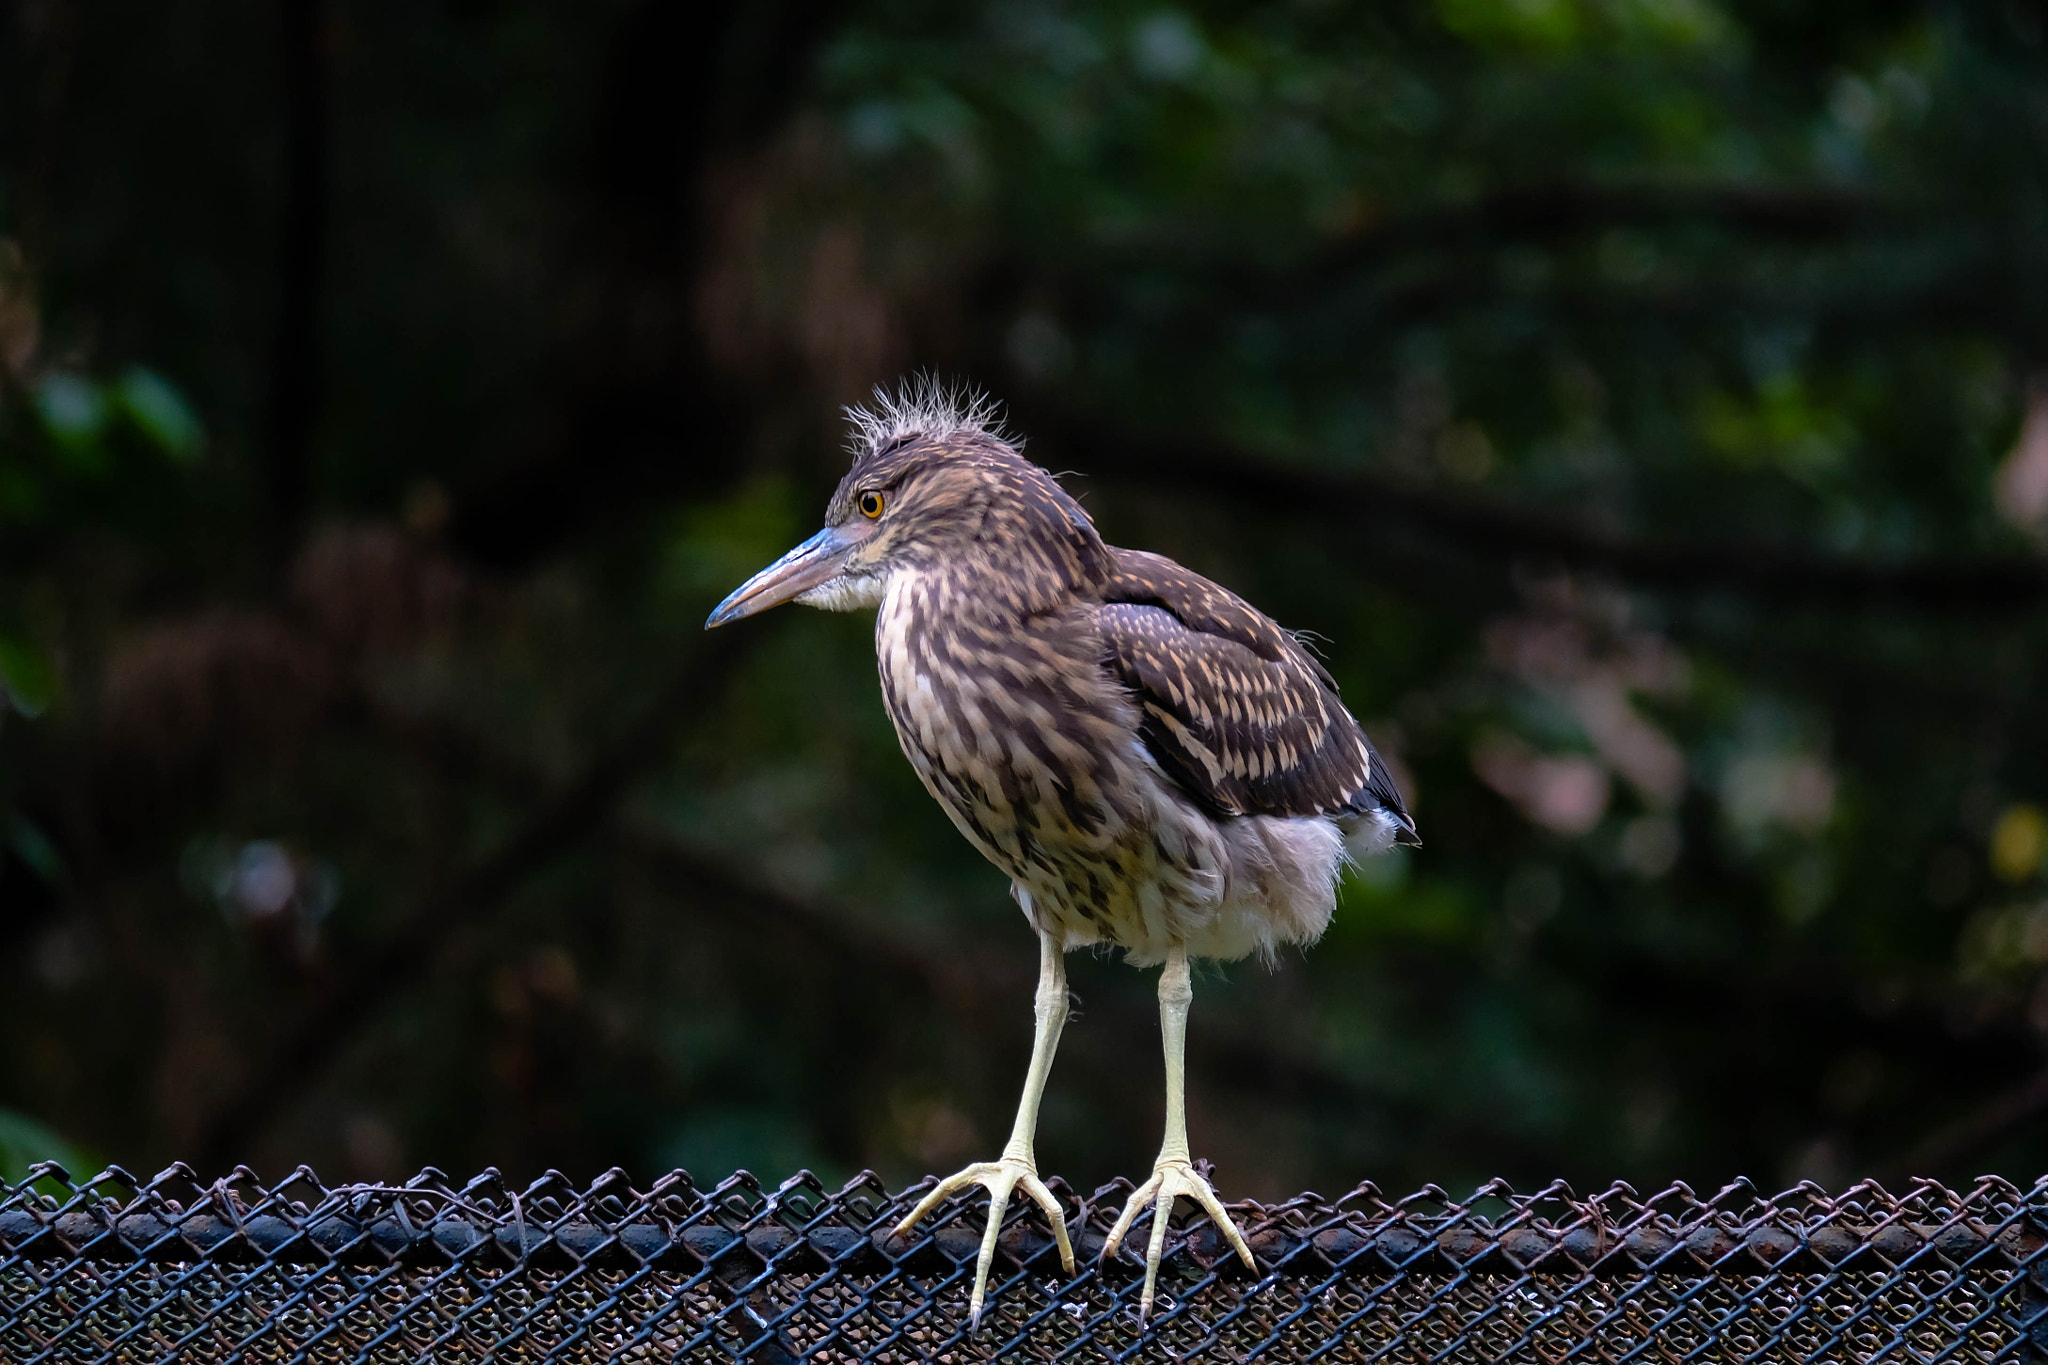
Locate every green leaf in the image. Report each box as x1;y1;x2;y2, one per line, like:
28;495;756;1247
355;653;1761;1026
0;1108;96;1187
0;463;46;523
9;815;65;885
115;366;205;461
0;634;56;717
33;372;110;472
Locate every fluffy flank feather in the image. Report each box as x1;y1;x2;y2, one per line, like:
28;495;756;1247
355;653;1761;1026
845;375;1010;460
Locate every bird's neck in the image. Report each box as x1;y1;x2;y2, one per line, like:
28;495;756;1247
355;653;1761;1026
939;534;1109;622
875;553;1083;642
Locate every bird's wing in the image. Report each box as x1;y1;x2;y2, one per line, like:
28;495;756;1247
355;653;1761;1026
1097;548;1414;832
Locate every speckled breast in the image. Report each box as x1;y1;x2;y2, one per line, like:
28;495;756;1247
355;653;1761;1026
871;572;1212;952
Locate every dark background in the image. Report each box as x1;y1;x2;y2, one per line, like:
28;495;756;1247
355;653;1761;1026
4;0;2048;1204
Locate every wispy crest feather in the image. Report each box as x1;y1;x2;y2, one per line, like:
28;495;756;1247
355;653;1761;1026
845;376;1010;460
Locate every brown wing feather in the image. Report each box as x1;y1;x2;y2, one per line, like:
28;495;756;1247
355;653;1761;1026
1097;549;1414;832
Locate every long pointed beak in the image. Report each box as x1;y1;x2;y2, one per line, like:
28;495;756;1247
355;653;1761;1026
705;525;864;628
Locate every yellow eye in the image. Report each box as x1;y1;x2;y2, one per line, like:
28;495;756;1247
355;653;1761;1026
858;490;885;519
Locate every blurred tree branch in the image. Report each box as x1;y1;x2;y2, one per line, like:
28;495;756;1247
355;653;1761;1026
1029;408;2048;613
1293;182;1886;293
1072;183;1884;291
193;633;753;1174
1883;1060;2048;1181
1026;181;1948;351
614;818;1025;1005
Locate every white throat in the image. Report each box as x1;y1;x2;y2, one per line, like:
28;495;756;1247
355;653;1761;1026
796;568;890;612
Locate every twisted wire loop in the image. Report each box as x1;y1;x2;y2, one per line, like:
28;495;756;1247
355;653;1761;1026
3;1164;2045;1362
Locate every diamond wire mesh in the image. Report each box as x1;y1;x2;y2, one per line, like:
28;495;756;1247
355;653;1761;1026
3;1165;2045;1363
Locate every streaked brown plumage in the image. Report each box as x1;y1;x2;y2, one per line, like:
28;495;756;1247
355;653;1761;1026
707;383;1414;1326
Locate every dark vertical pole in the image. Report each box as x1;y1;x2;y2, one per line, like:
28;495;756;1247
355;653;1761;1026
266;0;328;572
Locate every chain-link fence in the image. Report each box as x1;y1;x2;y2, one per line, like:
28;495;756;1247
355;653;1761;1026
4;1163;2045;1362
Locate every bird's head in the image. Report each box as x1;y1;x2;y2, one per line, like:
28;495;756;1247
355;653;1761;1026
706;384;1106;627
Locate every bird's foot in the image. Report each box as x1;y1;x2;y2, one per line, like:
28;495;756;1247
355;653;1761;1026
893;1153;1076;1332
1101;1157;1257;1323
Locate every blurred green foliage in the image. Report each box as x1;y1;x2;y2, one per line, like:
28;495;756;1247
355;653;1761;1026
0;1108;95;1190
2;0;2047;1202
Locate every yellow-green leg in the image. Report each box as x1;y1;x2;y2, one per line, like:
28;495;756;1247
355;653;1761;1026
894;930;1077;1330
1101;944;1257;1322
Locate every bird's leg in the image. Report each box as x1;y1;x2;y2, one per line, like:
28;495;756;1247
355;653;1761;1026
1102;944;1257;1323
893;929;1076;1330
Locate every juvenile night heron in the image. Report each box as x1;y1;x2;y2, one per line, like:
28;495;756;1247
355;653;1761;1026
706;384;1415;1323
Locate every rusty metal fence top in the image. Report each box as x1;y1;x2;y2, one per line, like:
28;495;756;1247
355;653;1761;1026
4;1162;2047;1362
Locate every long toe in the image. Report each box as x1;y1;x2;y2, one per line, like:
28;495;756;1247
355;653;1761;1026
1018;1171;1077;1276
894;1160;1004;1240
893;1156;1072;1335
1175;1167;1256;1272
968;1176;1015;1330
1103;1160;1258;1325
1100;1172;1164;1262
